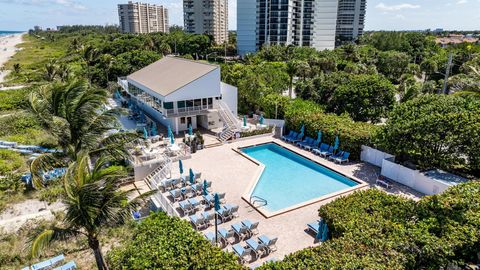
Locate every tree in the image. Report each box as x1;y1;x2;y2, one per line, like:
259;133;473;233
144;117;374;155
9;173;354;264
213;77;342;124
375;94;480;175
330;74;396;123
13;63;21;74
286;60;298;98
31;153;148;270
28;79;137;186
376;51;411;82
420;58;439;81
43;60;58;82
107;212;243;269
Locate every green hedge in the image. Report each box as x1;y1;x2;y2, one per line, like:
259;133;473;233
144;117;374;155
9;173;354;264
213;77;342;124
107;212;244;270
284;99;377;160
260;182;480;269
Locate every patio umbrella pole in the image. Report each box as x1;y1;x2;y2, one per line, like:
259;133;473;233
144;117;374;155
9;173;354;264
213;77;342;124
214;213;218;245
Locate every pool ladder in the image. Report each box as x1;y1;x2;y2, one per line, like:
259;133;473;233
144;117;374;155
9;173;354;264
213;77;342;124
250;196;268;207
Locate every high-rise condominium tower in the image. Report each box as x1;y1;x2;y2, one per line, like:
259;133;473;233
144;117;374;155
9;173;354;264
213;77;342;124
118;1;169;34
184;0;229;44
237;0;366;56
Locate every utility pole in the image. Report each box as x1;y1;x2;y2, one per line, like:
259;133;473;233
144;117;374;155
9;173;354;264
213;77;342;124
442;52;453;95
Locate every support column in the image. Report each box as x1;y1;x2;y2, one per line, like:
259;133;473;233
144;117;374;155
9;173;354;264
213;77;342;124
174;117;179;135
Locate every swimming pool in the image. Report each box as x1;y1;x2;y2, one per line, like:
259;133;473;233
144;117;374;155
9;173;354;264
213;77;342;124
241;143;360;215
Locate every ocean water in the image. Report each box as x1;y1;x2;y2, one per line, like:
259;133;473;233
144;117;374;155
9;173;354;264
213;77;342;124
0;31;25;37
242;143;358;212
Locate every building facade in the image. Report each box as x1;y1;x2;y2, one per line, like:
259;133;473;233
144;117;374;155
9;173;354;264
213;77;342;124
184;0;229;44
118;57;238;136
237;0;366;56
118;1;169;34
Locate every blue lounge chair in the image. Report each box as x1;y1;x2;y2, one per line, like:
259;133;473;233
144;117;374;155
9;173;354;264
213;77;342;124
319;146;334;157
334;152;350;164
312;143;328;155
204;231;216;245
304;138;319;151
284;132;299;143
258;235;278;253
307;221;320;234
287;132;303;143
201;211;215;225
232;244;252;264
295;137;311;148
245;238;267;258
179;200;194;216
328;151;344;161
203;193;214;206
52;261;76;270
224;204;239;218
189;214;208;230
217;207;232;223
169;189;182;202
218;228;235;245
281;131;294;141
231;223;249;241
241;220;259;236
31;254;65;270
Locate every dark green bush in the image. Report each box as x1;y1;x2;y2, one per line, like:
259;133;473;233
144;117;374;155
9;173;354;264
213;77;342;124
107;212;244;270
260;182;480;270
284;99;377;160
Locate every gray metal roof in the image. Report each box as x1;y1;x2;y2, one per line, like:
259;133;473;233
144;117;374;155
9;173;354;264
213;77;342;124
423;169;469;186
127;56;218;97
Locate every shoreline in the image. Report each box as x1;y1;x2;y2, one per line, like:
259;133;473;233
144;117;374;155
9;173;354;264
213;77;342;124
0;33;25;84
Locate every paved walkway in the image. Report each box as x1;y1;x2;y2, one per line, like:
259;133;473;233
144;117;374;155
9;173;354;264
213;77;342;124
165;135;422;266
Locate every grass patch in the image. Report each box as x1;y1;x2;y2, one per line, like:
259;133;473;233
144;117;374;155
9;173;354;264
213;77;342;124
0;88;32;111
0;150;26;175
0;112;57;147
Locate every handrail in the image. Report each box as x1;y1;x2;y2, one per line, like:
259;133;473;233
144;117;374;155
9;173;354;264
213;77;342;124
250;195;268;207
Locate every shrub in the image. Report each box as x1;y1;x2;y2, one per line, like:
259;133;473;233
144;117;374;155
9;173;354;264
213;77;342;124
0;150;25;175
374;95;480;176
260;182;480;270
107;212;244;270
284;99;377;160
240;126;274;138
0;88;30;111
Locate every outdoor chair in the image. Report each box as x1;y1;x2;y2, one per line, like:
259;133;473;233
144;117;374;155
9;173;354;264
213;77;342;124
52;261;77;270
281;131;294;141
179;200;195;216
218;228;236;246
231;223;250;241
189;214;208;230
319;146;334;157
329;151;344;161
334;152;350;164
232;244;253;264
258;235;278;253
169;189;182;202
246;238;268;259
312;143;328;155
242;220;260;236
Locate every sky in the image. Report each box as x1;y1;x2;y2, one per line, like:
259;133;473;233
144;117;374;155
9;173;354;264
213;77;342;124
0;0;479;31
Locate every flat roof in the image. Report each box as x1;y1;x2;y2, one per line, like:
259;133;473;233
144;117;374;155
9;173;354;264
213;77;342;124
423;169;469;186
127;56;219;97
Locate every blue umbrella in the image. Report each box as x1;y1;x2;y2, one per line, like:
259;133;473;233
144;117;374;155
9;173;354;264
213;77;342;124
259;114;264;125
179;160;184;175
243;116;247;127
189;168;195;184
333;135;340;151
202;180;208;196
143;127;148;139
316;219;324;240
151;124;158;136
321;223;329;242
214;193;221;211
317;131;322;143
300;124;305;134
170;133;175;145
188;124;193;136
167;125;172;137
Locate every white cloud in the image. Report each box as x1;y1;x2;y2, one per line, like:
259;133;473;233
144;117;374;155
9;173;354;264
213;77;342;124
375;3;421;11
457;0;468;4
0;0;86;11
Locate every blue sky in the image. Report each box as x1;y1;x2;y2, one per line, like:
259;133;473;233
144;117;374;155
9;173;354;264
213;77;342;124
0;0;479;31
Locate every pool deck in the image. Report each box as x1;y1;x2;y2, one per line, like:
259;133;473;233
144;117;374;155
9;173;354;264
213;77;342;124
168;135;422;266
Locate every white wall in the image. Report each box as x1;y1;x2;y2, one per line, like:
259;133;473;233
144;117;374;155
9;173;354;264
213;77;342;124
165;69;221;102
221;82;238;116
361;145;395;168
175;116;198;133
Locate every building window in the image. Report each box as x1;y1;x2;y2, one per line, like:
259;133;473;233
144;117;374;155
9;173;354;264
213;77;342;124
180;117;186;124
164;102;173;110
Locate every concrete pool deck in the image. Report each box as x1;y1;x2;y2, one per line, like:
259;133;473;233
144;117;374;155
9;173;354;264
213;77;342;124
165;135;423;266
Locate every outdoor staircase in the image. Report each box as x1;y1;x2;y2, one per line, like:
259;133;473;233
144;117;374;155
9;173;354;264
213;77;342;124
217;101;240;143
143;153;172;190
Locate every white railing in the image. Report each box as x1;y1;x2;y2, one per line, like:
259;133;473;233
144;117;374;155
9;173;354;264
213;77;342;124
218;100;241;129
117;77;128;91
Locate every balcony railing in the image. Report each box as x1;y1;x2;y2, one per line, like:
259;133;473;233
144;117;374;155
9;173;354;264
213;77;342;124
164;104;215;117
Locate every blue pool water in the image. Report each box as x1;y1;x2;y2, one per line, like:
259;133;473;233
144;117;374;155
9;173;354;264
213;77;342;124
242;143;358;213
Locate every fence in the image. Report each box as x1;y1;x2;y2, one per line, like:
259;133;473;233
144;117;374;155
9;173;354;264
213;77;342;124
360;145;395;167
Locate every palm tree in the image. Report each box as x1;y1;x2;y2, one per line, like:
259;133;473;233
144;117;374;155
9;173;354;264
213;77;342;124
43;60;58;82
29;79;138;187
80;45;100;80
31;153;149;270
57;63;71;82
286;60;298;98
13;63;21;74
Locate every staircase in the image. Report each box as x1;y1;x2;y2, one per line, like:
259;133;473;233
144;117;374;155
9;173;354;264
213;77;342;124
217;101;240;142
143;153;172;189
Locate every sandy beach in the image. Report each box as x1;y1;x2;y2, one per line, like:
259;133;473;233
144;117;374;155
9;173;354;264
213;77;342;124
0;33;25;84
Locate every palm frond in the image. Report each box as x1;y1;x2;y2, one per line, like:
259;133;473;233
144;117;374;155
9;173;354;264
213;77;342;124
30;227;81;258
30;153;66;188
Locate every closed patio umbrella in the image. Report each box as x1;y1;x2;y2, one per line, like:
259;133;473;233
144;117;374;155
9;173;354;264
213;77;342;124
202;180;208;196
167;125;172;137
243;116;247;127
259;114;264;125
333;136;340;151
214;193;221;211
189;168;195;184
316;219;324;240
151;124;158;136
321;223;329;242
300;124;305;134
179;160;184;175
317;131;322;144
143;127;148;139
188;124;193;136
